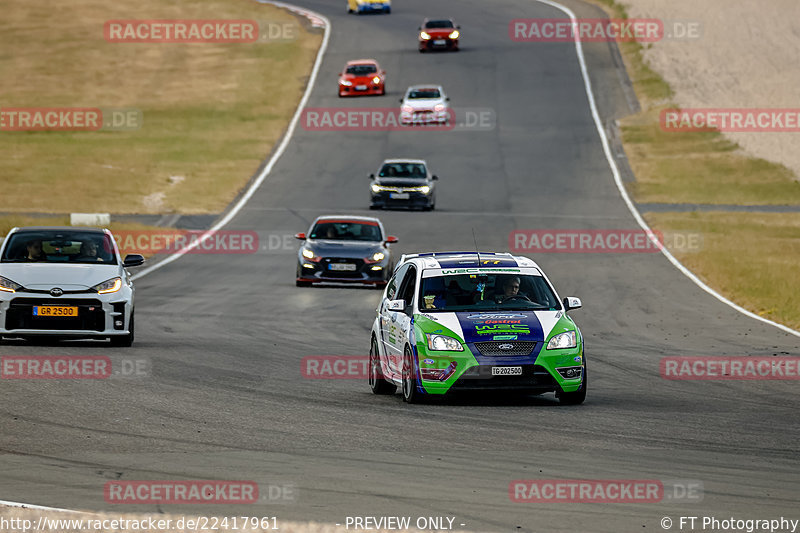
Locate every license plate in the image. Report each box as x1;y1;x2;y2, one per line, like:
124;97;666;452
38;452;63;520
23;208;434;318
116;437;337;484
329;263;356;271
33;306;78;317
492;366;522;376
433;39;446;45
355;85;367;90
390;193;410;199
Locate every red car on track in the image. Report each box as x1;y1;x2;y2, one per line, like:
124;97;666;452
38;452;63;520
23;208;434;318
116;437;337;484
418;18;460;52
338;59;386;97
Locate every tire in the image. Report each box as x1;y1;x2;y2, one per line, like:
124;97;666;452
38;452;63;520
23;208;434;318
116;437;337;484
401;346;421;403
369;336;396;394
559;364;587;405
384;7;391;14
110;312;134;347
296;280;312;287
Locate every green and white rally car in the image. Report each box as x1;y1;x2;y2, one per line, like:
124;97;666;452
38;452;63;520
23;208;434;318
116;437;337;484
368;252;586;404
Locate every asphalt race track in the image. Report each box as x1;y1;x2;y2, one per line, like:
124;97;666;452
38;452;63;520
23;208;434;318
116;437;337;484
1;0;799;531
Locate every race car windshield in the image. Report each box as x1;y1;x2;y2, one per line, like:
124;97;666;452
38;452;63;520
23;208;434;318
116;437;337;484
309;222;383;242
1;231;117;264
419;273;561;311
378;163;427;178
346;65;377;75
408;89;441;99
425;20;454;29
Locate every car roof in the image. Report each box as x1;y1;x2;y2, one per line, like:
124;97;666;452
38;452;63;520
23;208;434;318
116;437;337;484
346;59;379;65
8;226;108;235
406;85;444;92
381;159;427;165
397;252;541;271
313;215;383;225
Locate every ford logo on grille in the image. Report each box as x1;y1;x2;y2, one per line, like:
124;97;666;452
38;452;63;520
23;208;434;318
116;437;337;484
498;343;514;351
49;287;64;297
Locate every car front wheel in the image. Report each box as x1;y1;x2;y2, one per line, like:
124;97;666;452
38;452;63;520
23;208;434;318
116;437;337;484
110;312;134;347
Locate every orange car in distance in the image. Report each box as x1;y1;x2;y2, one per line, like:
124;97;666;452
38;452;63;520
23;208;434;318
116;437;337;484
338;59;386;97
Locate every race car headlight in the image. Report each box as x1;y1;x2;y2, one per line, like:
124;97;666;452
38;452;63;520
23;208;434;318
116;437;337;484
434;103;446;112
401;105;413;113
339;80;353;86
426;334;464;352
419;31;431;40
547;330;577;350
364;251;385;264
372;76;381;84
449;30;460;39
420;185;431;194
371;184;383;193
92;277;122;294
0;276;22;293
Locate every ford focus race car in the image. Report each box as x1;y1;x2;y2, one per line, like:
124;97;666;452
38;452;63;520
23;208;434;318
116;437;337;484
369;252;585;404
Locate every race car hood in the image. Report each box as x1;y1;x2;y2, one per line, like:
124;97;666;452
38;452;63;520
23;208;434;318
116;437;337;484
374;178;428;187
403;99;445;111
424;28;457;38
0;263;121;290
306;240;385;259
342;73;379;83
416;310;572;364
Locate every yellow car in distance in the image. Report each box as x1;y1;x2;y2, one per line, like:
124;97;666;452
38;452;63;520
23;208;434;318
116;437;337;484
347;0;391;15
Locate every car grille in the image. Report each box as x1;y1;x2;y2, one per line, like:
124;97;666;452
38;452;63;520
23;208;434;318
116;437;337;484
473;341;536;356
5;298;105;331
321;258;364;279
451;364;558;391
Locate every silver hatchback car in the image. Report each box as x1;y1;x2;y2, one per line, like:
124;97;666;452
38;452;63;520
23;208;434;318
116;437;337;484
0;227;144;346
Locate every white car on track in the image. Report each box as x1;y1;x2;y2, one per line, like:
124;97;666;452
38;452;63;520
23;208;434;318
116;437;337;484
400;85;450;125
0;226;144;346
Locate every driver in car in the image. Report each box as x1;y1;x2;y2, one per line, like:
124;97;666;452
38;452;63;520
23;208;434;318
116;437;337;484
496;275;522;303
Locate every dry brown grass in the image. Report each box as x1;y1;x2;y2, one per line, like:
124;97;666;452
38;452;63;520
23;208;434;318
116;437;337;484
0;0;321;214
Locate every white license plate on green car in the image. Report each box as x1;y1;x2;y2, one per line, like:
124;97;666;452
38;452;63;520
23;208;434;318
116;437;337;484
492;366;522;376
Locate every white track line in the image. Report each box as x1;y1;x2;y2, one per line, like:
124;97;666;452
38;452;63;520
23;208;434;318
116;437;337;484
534;0;800;338
0;499;83;513
131;2;331;281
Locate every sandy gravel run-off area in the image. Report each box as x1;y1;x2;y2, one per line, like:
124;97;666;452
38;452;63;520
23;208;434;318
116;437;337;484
621;0;800;180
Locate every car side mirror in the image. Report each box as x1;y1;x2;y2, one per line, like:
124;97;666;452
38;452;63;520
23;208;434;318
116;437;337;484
385;235;398;244
399;98;403;103
382;70;386;75
457;25;461;29
432;175;439;180
369;173;375;179
122;254;145;268
295;232;306;240
418;26;421;30
445;97;450;101
563;296;582;311
387;299;405;311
